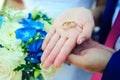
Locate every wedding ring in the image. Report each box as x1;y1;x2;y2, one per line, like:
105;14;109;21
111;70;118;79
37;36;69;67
62;21;83;30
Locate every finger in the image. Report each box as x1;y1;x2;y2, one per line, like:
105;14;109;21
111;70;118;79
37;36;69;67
42;28;55;50
77;23;94;44
41;32;60;63
43;36;67;69
54;38;76;68
66;54;84;67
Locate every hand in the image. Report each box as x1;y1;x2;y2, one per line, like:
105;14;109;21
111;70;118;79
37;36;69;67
66;39;115;72
41;7;94;68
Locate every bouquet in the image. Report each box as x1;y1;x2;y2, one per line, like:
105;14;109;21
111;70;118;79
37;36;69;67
0;9;56;80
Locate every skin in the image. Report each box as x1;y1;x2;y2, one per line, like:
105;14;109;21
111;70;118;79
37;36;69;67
6;0;24;9
41;7;94;69
66;39;115;72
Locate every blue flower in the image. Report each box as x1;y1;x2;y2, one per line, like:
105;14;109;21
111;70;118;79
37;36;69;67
27;40;43;52
0;16;4;27
31;21;44;30
37;30;47;37
25;53;40;64
25;51;43;64
19;13;44;30
20;19;44;30
37;51;43;58
28;13;32;19
15;28;36;41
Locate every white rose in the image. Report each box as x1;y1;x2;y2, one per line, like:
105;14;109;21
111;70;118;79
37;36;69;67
40;64;62;80
0;48;25;80
0;22;23;49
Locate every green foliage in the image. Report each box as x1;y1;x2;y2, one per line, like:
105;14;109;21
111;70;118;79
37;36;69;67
31;10;52;24
34;69;41;78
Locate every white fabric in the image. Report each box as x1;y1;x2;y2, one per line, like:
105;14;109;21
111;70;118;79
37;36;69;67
23;0;94;18
0;0;4;10
23;0;94;80
112;0;120;50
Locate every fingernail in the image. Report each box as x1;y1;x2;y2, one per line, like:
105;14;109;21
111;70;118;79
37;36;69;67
79;38;85;44
41;57;45;63
43;64;48;69
53;63;58;68
41;59;44;63
53;65;56;69
42;46;45;50
40;55;44;63
54;62;61;68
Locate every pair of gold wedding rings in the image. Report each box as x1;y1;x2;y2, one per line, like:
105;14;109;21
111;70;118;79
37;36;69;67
62;21;83;30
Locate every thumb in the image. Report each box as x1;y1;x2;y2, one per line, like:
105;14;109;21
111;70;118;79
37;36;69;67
66;54;84;67
77;23;94;44
77;34;86;44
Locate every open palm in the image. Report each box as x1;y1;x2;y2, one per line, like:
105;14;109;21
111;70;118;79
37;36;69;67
41;7;95;68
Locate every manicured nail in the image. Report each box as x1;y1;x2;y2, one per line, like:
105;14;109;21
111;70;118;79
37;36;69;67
41;57;45;63
53;63;58;68
42;46;45;50
43;63;48;69
79;38;85;44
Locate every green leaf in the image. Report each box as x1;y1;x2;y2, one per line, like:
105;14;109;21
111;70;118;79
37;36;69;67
14;64;26;71
34;69;41;78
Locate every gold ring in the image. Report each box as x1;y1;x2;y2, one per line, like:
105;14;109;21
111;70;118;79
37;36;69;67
62;21;83;30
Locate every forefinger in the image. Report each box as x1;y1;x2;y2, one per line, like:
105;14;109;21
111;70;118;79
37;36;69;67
42;28;55;50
